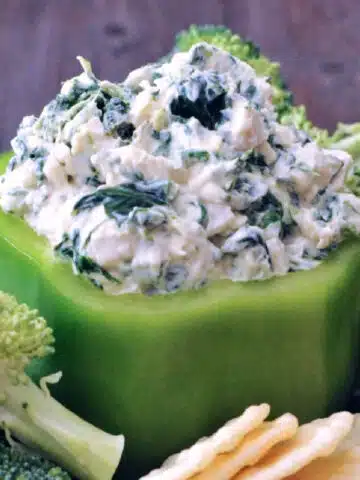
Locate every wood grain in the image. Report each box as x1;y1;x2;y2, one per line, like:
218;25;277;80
0;0;359;151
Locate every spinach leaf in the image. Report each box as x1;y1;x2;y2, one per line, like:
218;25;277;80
29;147;48;182
198;202;209;228
181;149;210;167
243;150;269;173
246;192;284;229
8;142;48;183
313;193;338;224
57;79;99;111
232;150;270;176
170;72;226;130
152;130;172;156
73;180;174;225
164;264;188;292
54;230;120;284
102;97;130;133
222;227;272;266
85;167;104;187
116;122;135;140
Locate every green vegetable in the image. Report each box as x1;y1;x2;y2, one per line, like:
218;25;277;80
0;274;124;480
54;230;121;286
328;123;360;196
0;434;71;479
73;180;173;219
170;69;227;129
173;25;293;119
0;149;360;478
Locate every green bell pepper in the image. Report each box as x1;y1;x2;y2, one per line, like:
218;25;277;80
0;150;360;478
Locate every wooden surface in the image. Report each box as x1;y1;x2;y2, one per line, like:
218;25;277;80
0;0;360;151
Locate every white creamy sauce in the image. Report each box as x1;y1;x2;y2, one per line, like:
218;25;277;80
1;46;359;295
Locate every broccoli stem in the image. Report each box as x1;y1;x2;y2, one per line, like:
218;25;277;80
1;372;124;480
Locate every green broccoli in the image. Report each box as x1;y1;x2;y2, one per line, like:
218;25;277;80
330;122;360;159
0;290;124;480
173;25;293;119
0;433;71;479
328;122;360;196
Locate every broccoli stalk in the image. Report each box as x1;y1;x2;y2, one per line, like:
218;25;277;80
0;291;124;480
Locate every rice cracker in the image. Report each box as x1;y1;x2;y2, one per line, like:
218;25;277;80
139;403;270;480
233;411;354;480
288;413;360;479
190;413;298;479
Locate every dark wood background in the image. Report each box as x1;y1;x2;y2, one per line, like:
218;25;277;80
1;0;360;152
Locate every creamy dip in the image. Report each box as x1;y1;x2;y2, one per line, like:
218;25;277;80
1;45;360;295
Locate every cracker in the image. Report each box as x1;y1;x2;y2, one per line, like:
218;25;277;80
139;404;270;480
288;413;360;479
287;448;360;479
191;413;298;480
233;411;354;480
339;413;360;450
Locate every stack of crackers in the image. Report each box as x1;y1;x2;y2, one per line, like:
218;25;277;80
141;404;360;479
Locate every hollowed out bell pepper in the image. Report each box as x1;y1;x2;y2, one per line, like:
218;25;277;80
0;150;360;478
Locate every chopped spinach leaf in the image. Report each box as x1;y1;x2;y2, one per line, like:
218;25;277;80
85;176;104;187
222;228;271;265
85;166;104;187
267;134;285;150
233;150;269;175
102;97;130;133
152;130;172;156
181;149;210;166
246;192;284;229
170;72;227;130
198;202;209;228
57;79;99;111
151;72;163;82
117;122;135;140
244;150;269;173
164;264;188;292
6;156;18;173
73;180;174;225
244;84;257;100
54;230;120;284
313;193;338;224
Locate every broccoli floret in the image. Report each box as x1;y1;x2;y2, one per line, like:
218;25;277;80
0;291;124;480
328;122;360;195
173;25;293;118
0;434;71;479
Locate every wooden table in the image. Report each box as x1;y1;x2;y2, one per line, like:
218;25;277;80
0;0;359;151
